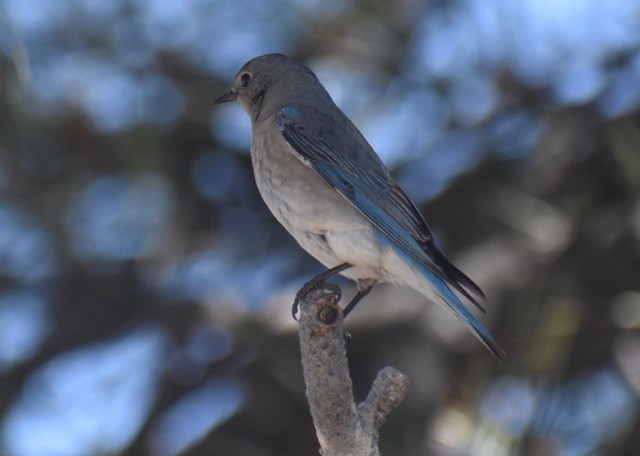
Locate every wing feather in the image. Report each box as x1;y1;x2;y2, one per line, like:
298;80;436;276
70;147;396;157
276;106;485;312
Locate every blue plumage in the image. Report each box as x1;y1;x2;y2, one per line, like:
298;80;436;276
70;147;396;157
215;54;504;359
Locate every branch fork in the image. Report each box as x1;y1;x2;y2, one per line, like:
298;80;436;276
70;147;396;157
297;285;409;456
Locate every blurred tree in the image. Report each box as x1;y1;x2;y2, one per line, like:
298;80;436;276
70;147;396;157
1;0;640;455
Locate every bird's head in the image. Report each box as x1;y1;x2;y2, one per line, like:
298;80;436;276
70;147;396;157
214;54;325;122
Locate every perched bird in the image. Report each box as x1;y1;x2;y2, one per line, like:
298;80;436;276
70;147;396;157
214;54;503;358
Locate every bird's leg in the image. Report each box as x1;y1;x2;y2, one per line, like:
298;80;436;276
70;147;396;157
343;279;377;318
340;279;377;347
292;262;352;320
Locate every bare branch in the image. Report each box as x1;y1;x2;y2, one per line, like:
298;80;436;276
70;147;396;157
297;285;409;455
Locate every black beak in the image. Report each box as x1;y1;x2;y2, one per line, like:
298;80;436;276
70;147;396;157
213;91;237;105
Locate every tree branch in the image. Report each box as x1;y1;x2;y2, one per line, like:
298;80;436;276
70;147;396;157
297;284;409;456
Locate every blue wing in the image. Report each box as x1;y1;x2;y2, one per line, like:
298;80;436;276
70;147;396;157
276;106;504;359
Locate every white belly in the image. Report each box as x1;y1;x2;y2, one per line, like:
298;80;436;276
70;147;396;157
250;117;385;281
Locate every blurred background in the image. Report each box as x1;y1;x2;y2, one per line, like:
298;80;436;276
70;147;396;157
1;0;640;455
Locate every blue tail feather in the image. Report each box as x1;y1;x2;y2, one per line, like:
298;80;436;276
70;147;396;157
387;240;505;360
421;265;505;360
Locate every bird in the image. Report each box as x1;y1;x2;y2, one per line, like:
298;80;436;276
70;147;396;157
214;54;504;359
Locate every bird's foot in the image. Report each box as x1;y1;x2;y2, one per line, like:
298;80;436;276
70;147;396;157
292;279;341;321
291;263;351;320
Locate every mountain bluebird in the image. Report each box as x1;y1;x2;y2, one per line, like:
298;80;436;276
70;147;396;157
215;54;503;358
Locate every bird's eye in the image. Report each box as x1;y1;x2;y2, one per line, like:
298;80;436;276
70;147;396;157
240;72;251;87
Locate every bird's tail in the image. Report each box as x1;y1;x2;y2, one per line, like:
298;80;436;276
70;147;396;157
403;254;505;360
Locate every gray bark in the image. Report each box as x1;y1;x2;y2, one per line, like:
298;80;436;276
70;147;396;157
297;284;409;456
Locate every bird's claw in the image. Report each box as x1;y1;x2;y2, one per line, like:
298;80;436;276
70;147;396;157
292;278;321;320
292;279;342;321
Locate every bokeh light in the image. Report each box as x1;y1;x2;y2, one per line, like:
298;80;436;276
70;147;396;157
1;0;639;454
